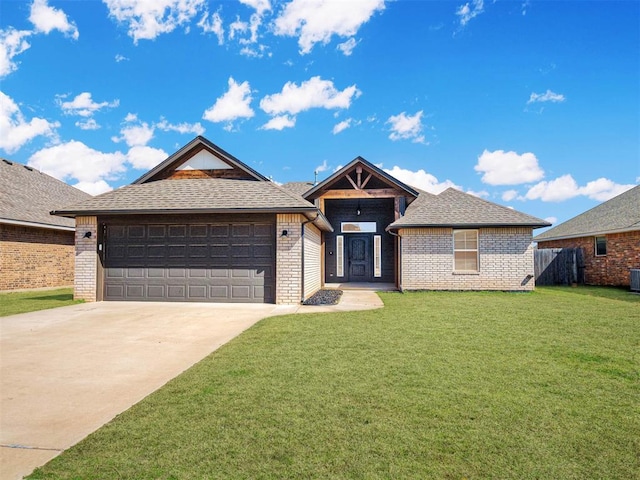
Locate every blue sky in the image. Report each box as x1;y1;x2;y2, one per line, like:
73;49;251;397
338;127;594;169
1;0;638;228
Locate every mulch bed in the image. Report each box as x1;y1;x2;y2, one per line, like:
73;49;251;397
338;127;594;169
302;289;343;305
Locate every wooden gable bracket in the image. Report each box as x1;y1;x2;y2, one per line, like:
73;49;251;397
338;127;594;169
346;166;375;190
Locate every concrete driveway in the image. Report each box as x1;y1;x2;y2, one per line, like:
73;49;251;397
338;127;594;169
0;291;383;479
0;301;291;479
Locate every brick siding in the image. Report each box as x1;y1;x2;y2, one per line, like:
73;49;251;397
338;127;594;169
537;230;640;286
400;227;535;291
276;214;303;304
0;223;75;290
74;216;98;301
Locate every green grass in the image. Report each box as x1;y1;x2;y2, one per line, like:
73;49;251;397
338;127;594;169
29;288;639;479
539;285;640;303
0;288;82;317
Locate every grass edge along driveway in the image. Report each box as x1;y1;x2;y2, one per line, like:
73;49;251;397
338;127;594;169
29;288;639;479
0;288;81;317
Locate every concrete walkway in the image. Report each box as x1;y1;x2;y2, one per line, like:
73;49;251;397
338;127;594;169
0;290;383;479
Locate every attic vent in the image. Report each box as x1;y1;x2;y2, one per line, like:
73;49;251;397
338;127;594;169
2;159;13;165
24;165;33;171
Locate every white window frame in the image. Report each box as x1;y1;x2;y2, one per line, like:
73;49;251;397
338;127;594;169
453;229;479;272
595;236;607;256
336;235;344;277
373;235;382;278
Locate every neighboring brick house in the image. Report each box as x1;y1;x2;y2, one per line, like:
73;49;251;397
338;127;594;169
0;159;91;291
536;185;640;287
53;136;549;304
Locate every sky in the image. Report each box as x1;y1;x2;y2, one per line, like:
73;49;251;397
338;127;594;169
1;0;638;229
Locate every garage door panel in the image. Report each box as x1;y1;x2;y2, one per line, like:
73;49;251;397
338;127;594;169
104;219;275;303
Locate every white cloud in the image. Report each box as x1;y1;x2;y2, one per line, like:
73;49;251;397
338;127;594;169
467;189;489;198
75;118;100;130
58;92;119;117
456;0;484;27
274;0;385;54
29;0;79;39
103;0;206;43
527;89;565;104
0;28;32;77
124;112;138;122
545;216;557;225
28;140;127;187
73;180;113;196
229;17;248;40
0;91;59;154
315;159;329;173
197;10;224;44
578;177;636;201
260;76;360;117
112;119;154;147
502;189;519;201
333;118;352;134
475;149;545;185
126;145;167;170
383;166;459;194
115;53;129;62
525;174;579;202
337;37;358;56
203;77;254;127
239;0;271;15
156;118;205;135
387;110;425;143
260;115;296;130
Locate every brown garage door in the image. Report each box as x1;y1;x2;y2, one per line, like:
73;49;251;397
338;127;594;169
103;220;275;303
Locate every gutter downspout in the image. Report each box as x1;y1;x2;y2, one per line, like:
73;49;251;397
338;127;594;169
388;229;402;292
300;213;320;303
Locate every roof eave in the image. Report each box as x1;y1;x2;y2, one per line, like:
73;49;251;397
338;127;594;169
535;225;640;242
1;217;75;232
50;206;321;218
387;222;550;232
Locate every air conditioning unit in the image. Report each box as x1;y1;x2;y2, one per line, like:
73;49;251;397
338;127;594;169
631;269;640;292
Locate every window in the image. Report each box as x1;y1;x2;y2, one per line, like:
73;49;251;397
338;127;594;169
595;236;607;256
341;222;376;233
336;236;344;277
453;230;479;271
374;235;382;277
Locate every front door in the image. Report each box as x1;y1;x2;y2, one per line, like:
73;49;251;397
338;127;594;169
348;234;372;282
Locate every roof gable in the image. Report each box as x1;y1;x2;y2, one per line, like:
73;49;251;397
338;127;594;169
303;156;419;200
536;184;640;241
388;187;550;230
0;158;91;230
134;136;269;184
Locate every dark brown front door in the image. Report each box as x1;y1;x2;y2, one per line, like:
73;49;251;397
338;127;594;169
348;234;372;282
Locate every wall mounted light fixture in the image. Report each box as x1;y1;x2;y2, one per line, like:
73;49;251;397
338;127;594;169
281;229;288;237
83;231;92;238
356;201;361;216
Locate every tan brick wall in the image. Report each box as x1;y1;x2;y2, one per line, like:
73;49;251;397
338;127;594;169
538;230;640;286
303;223;322;300
276;214;303;304
400;227;535;291
74;216;98;302
0;223;75;290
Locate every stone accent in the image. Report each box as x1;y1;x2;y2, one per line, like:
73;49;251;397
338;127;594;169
74;216;98;302
276;214;303;304
400;227;535;291
537;230;640;286
0;223;75;291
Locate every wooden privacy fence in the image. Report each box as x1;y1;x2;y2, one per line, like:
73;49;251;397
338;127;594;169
534;248;585;286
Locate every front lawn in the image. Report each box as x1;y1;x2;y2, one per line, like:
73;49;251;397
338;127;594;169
0;288;82;317
29;288;639;479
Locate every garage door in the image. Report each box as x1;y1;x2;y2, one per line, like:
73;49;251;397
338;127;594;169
103;220;275;303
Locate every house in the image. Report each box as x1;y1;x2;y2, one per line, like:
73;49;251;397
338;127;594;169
536;185;640;287
0;159;91;291
53;136;550;304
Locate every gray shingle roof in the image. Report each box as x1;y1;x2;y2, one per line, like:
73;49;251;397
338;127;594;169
388;187;550;230
52;178;319;216
535;185;640;241
0;159;91;229
282;182;314;196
